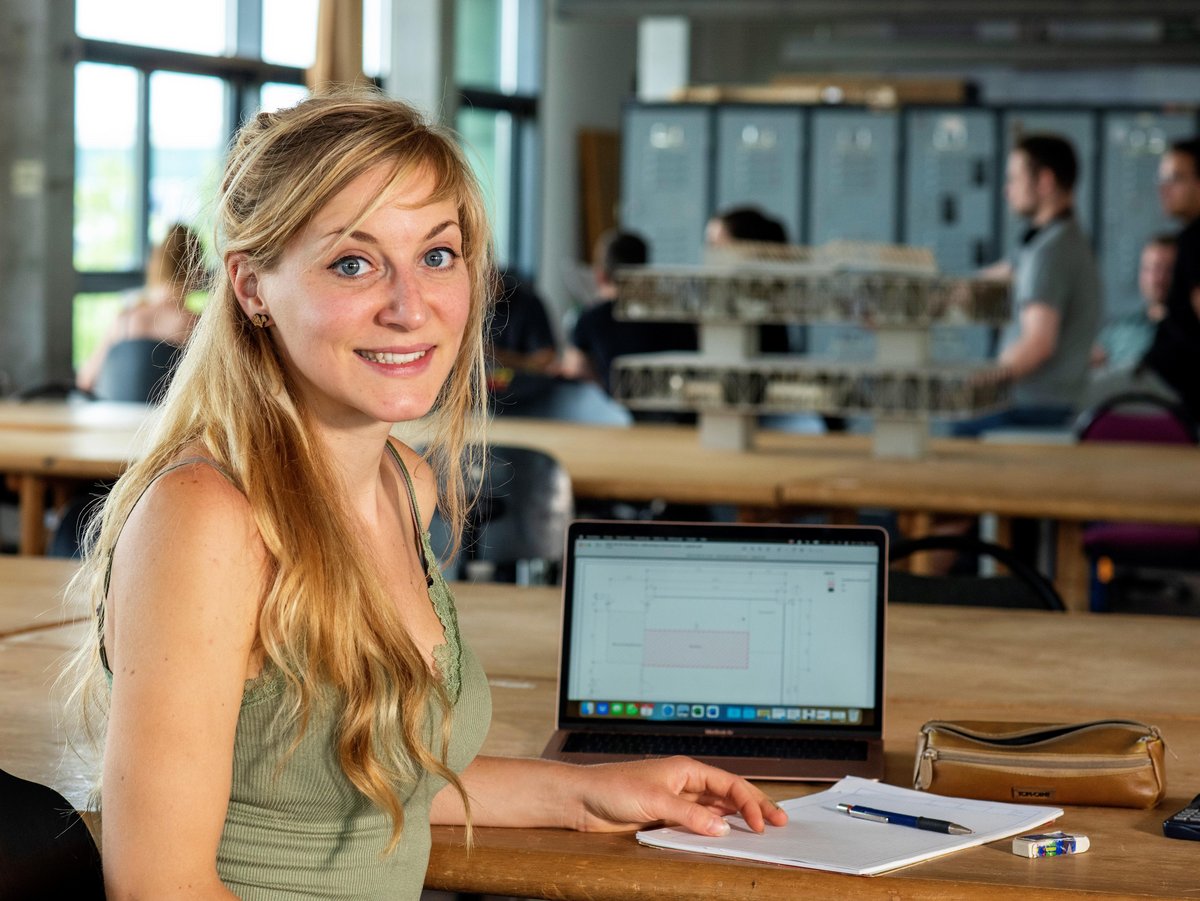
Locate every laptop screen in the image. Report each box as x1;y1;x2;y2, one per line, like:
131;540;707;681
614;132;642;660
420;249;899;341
559;520;887;733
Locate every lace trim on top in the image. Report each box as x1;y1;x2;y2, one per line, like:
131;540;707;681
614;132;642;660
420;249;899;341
386;442;463;701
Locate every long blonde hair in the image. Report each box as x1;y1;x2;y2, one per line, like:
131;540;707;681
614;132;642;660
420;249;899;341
66;90;494;850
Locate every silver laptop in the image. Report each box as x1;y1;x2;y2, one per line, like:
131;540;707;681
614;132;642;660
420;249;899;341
542;519;888;781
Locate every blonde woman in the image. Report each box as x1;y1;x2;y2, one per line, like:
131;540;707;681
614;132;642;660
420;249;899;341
75;222;205;394
66;92;785;900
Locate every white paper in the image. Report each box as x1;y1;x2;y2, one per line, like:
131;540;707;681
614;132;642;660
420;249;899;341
636;776;1062;876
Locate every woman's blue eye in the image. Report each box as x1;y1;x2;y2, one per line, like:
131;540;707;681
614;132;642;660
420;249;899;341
424;247;456;269
332;256;367;276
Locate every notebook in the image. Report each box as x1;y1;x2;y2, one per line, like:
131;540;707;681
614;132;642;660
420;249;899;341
541;519;888;781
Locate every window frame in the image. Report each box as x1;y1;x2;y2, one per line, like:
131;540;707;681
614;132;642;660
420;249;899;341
453;0;542;281
74;36;306;297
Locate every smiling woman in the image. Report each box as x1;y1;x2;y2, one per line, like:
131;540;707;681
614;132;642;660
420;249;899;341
61;90;784;901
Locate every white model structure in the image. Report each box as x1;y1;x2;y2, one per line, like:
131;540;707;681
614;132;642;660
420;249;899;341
610;241;1012;458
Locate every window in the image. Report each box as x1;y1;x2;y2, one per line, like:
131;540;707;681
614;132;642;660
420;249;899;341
148;72;228;239
76;0;228;55
75;63;140;273
72;1;308;368
454;0;541;277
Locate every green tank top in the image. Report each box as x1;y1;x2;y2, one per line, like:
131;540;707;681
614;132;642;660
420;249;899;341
101;445;491;900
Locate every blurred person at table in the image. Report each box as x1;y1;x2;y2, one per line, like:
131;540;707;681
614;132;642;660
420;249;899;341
489;268;558;374
1091;234;1174;372
706;206;832;432
75;222;206;394
1086;138;1200;420
63;91;785;901
954;133;1101;436
561;228;697;393
705;205;793;355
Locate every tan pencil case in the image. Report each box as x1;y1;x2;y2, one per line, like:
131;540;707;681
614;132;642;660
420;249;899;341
913;719;1166;809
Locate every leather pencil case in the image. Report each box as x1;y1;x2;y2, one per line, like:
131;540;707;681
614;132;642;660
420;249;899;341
913;719;1166;809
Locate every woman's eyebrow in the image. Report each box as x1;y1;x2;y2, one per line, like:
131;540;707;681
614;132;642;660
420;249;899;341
319;220;461;244
422;219;461;241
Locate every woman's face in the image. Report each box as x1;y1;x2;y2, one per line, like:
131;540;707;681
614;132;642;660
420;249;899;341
233;163;472;431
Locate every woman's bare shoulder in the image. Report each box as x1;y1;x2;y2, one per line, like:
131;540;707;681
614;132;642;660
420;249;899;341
387;438;439;528
105;457;266;677
115;457;265;576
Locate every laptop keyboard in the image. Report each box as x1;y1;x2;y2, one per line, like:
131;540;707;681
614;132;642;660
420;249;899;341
562;732;869;761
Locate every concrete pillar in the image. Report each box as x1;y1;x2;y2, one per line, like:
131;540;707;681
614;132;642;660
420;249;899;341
384;0;456;124
0;0;76;393
0;1;77;393
537;13;637;321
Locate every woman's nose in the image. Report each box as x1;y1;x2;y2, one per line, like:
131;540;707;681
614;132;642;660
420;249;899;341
379;271;428;329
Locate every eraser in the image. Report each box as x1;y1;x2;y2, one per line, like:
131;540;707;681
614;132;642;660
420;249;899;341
1012;831;1090;858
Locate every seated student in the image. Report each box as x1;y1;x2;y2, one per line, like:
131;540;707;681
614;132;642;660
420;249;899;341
63;91;784;901
562;229;697;394
1091;234;1174;372
706;206;831;432
489;269;558;373
704;206;793;355
1085;137;1200;419
75;222;205;394
954;134;1100;436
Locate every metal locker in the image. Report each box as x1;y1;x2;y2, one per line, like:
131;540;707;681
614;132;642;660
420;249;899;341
808;110;899;360
809;109;899;244
714;106;806;244
903;109;998;363
1099;111;1196;318
904;108;998;274
621;105;713;265
999;110;1098;263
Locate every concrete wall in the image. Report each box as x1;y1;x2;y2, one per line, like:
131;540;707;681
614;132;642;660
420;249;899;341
0;1;77;394
536;14;637;329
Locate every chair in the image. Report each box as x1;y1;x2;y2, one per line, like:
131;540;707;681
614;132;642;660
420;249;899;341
428;445;574;585
1074;392;1200;612
0;768;105;899
91;338;183;404
13;381;95;402
889;534;1066;611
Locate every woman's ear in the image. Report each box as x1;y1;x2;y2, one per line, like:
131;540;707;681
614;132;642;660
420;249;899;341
228;253;266;318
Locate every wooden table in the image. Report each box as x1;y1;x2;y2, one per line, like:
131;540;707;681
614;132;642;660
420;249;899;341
4;556;1199;899
0;400;154;433
4;408;1200;610
771;435;1200;609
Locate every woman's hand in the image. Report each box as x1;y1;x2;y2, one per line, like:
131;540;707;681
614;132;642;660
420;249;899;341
566;756;788;836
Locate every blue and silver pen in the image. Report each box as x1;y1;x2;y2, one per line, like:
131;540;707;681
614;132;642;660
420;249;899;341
836;802;973;835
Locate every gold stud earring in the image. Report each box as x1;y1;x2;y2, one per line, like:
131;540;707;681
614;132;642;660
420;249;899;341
252;312;270;329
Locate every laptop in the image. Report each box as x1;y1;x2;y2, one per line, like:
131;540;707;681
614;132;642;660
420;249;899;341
541;519;888;781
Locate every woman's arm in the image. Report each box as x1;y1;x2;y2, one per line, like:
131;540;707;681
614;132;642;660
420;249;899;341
431;755;787;836
101;464;267;900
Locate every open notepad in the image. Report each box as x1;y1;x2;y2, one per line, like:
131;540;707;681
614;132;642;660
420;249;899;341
636;776;1062;876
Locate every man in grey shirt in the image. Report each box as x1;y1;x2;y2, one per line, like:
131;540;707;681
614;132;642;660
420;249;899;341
955;134;1101;435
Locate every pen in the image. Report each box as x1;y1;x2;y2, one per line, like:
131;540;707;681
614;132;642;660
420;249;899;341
836;802;973;835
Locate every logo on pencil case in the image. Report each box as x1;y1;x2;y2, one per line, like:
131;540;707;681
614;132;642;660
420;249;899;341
1013;787;1055;801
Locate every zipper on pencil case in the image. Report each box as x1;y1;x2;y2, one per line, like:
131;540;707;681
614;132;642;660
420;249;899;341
915;748;1154;788
920;720;1161;747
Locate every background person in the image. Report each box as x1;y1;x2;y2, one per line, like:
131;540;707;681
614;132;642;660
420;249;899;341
561;229;697;394
1135;137;1200;420
956;133;1101;435
489;268;559;374
75;222;205;393
704;206;793;355
1091;234;1174;372
64;93;783;901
